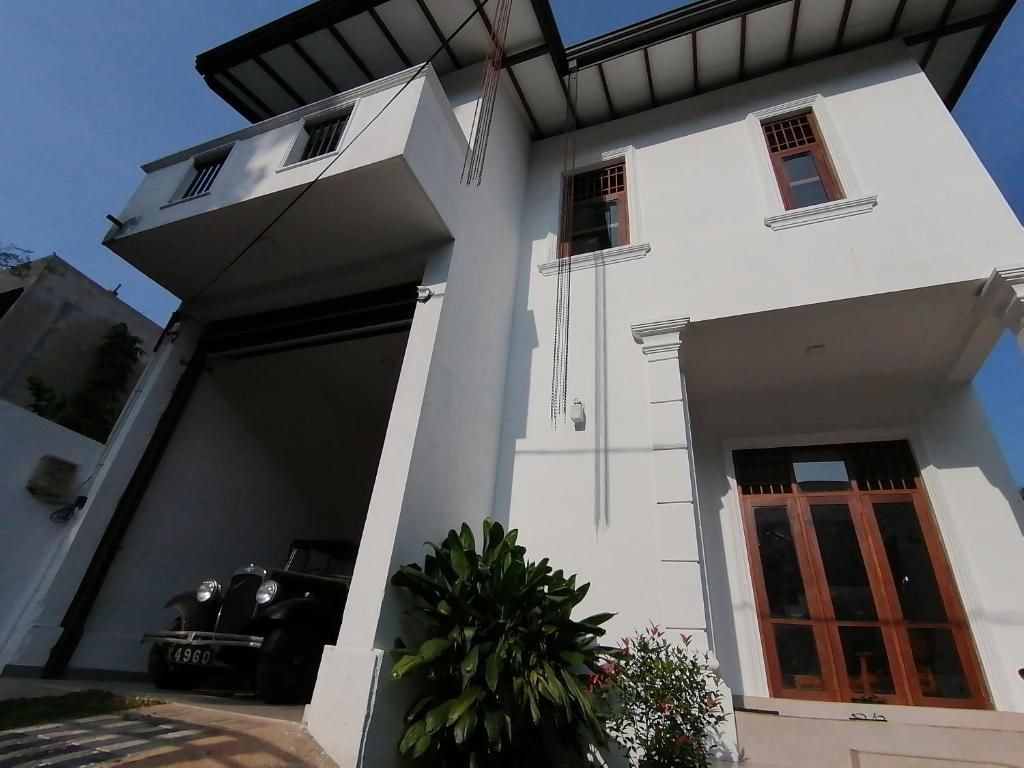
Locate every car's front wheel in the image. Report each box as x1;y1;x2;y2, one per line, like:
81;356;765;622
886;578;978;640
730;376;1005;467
148;619;205;691
256;627;324;704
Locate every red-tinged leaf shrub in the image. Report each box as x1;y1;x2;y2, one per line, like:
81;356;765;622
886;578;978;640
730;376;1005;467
594;625;728;767
389;518;614;766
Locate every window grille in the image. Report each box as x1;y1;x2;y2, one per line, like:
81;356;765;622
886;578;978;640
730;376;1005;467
181;155;225;200
763;114;818;153
300;115;347;162
573;164;626;202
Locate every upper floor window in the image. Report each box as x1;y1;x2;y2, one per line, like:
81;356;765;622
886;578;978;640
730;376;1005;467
562;163;629;257
179;154;226;200
300;114;347;162
762;113;842;210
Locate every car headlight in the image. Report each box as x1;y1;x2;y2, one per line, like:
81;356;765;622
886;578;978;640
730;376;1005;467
196;579;221;603
255;580;278;605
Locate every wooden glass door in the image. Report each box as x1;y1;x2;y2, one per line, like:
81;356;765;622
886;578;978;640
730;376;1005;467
736;442;989;708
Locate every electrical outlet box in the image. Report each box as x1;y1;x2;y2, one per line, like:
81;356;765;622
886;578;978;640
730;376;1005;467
26;455;78;502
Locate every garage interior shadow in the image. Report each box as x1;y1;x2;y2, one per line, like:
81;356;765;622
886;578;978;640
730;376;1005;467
66;329;411;680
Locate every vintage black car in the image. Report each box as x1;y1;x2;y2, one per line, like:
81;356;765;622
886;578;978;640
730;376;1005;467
144;539;355;704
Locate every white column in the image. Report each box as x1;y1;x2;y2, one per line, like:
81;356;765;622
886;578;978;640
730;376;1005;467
630;317;710;645
631;316;738;761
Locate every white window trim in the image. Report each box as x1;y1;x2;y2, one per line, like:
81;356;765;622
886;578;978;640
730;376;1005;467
278;105;354;172
538;145;648;274
746;94;877;230
163;142;235;207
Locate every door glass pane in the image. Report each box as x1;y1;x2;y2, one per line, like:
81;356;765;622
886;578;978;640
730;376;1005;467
774;625;824;691
839;626;895;697
872;501;947;622
810;504;876;620
909;628;970;699
754;506;810;619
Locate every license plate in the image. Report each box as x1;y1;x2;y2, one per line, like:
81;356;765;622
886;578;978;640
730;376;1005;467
167;645;213;666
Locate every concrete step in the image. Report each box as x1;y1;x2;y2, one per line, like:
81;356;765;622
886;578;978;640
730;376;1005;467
732;697;1024;768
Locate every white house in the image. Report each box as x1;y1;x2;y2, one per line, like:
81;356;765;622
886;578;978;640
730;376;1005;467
4;0;1024;764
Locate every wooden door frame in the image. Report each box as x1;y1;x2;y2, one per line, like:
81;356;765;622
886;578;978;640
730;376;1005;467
736;441;992;709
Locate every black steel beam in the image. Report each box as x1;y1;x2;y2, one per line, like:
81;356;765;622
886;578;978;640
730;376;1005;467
597;63;617;119
921;0;960;69
786;0;802;66
290;40;340;93
197;0;392;75
946;0;1016;107
368;7;411;67
204;74;265;122
904;10;997;46
507;66;542;138
220;69;275;119
889;0;909;37
739;12;748;78
566;0;791;69
692;31;700;93
326;24;374;80
644;47;657;107
416;0;462;69
254;55;306;108
502;44;549;68
835;0;854;51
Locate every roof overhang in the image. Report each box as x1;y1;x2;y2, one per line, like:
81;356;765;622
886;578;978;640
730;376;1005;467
196;0;1015;139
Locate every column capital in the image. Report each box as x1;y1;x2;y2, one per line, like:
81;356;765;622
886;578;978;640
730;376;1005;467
631;316;690;360
980;265;1024;333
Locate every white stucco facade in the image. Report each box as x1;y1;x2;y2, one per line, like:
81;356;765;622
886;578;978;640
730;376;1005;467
6;1;1024;765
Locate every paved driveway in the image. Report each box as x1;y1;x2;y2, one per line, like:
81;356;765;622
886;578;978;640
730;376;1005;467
0;703;336;768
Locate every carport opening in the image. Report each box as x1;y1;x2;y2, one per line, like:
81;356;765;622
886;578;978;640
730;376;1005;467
69;327;410;677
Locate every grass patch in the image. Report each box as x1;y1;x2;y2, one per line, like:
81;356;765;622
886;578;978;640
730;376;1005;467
0;689;162;731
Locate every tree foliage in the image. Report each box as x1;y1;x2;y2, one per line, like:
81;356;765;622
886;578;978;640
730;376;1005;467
28;322;144;442
0;241;32;278
389;518;613;767
595;625;728;767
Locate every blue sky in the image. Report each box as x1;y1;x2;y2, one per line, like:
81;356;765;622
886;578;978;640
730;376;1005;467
1;1;1022;482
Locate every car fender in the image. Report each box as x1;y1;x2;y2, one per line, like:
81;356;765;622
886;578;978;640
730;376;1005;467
253;598;334;638
164;591;219;631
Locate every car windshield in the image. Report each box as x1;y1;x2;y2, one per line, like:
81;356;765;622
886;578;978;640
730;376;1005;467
285;546;352;577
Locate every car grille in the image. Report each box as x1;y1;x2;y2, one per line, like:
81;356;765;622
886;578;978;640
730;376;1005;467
215;573;262;634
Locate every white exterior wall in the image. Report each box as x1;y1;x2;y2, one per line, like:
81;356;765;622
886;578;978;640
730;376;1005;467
493;39;1024;701
0;402;102;670
1;320;202;670
113;70;439;238
306;67;534;764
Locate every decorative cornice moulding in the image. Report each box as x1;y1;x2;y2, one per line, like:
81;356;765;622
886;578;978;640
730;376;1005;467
538;242;650;276
764;195;877;231
631;317;690;351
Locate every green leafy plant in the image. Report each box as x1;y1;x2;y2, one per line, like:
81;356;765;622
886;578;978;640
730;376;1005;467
28;322;144;442
595;625;728;767
1;241;32;277
389;518;613;766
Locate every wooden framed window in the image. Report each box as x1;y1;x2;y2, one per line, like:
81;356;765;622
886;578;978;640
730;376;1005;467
735;441;990;709
762;112;843;210
561;163;629;257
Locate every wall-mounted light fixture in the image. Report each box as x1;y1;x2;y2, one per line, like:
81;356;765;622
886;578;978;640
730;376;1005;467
570;398;586;431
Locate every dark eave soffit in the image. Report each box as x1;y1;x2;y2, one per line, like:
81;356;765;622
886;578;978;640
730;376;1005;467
565;0;791;67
